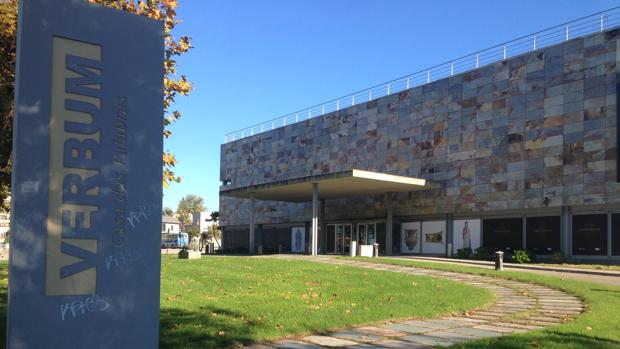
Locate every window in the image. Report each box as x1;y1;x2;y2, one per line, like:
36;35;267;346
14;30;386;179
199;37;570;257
572;214;607;255
482;218;523;252
526;216;561;254
612;214;620;256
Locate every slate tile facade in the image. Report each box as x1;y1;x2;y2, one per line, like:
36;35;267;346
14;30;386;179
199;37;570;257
220;29;620;227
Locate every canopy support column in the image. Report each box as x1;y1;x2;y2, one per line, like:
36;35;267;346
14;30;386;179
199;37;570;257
312;183;319;256
385;192;393;256
249;192;255;254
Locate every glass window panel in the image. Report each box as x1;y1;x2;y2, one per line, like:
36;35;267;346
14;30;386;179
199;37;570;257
572;214;607;256
613;214;620;256
526;216;561;254
482;218;523;252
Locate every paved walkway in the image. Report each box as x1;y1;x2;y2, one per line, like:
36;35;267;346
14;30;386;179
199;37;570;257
243;256;584;349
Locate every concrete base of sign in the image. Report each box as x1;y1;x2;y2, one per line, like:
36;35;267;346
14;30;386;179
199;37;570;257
178;250;202;259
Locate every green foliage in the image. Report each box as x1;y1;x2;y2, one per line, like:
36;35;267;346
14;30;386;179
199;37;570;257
551;250;565;262
175;194;204;229
162;207;174;216
185;225;200;239
0;0;17;210
456;247;473;259
511;249;536;264
473;246;493;260
206;223;220;240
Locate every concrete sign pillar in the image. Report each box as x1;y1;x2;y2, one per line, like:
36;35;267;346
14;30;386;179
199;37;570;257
7;0;164;348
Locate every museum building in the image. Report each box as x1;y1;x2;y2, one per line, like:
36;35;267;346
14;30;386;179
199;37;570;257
219;21;620;261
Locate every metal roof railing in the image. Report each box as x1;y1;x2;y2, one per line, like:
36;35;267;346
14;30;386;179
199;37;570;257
224;7;620;144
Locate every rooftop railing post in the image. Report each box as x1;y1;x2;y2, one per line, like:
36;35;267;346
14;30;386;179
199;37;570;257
232;134;235;141
601;14;604;32
251;128;254;136
369;90;372;101
427;70;430;83
352;95;355;106
322;105;325;115
476;54;479;68
261;124;264;132
566;25;569;40
406;77;410;89
450;63;454;76
296;113;298;123
283;117;286;126
503;45;507;60
387;83;390;95
308;110;311;120
241;130;244;138
336;100;339;111
533;33;536;50
272;121;274;130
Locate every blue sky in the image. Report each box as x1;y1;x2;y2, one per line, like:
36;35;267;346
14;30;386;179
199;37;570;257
163;0;619;211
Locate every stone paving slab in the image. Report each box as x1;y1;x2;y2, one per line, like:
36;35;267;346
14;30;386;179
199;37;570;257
241;256;585;348
302;336;359;347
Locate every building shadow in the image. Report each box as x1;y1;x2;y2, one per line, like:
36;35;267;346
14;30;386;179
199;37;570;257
159;306;260;349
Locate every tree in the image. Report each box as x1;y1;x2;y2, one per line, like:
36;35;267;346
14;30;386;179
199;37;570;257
0;0;17;213
162;207;174;216
175;194;204;230
0;0;192;208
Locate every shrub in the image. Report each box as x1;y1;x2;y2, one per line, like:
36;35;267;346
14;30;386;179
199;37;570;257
512;249;536;264
551;250;565;262
456;247;473;259
474;247;494;260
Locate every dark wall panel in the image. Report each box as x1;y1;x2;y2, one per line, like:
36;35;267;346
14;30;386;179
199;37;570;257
572;214;607;256
526;216;561;254
482;218;523;252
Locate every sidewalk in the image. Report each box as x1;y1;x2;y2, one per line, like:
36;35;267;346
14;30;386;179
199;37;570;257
390;256;620;287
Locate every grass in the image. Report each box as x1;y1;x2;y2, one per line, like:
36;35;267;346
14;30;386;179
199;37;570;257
535;263;620;272
158;256;491;348
342;257;620;349
0;257;492;349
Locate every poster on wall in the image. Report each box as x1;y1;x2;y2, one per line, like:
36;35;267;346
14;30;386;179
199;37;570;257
422;221;446;254
400;222;421;253
291;227;306;253
453;219;481;253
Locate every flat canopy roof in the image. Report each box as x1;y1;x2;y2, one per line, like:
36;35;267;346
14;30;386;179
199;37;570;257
220;169;428;202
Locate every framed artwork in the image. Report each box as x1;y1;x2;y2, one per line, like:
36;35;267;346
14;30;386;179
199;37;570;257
453;219;481;253
421;220;446;254
400;222;421;253
291;227;305;253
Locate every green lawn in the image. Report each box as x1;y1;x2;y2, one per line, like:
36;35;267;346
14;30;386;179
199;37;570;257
0;257;492;349
343;257;620;349
535;263;620;272
159;256;491;348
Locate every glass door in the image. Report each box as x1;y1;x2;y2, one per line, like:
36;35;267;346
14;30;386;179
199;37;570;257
326;224;335;253
335;224;344;254
357;224;366;245
343;224;352;254
367;223;376;245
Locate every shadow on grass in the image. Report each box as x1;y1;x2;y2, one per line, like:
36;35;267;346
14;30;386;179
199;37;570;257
455;332;620;349
159;306;259;349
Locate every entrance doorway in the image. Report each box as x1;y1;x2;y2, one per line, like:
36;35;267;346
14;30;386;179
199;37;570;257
357;223;377;245
326;224;353;254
